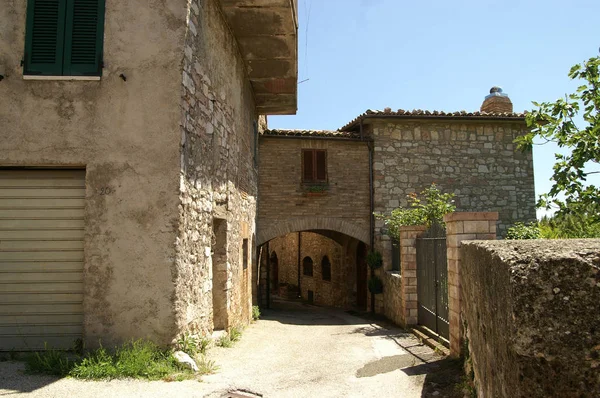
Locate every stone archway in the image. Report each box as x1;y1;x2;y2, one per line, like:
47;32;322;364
257;217;369;246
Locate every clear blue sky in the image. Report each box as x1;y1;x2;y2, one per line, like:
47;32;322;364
269;0;600;218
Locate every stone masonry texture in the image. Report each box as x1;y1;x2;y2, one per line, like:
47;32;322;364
174;0;258;336
267;232;351;308
370;118;535;270
258;137;371;246
461;239;600;398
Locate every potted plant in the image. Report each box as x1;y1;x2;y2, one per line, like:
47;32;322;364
304;184;328;197
368;276;383;294
366;251;383;270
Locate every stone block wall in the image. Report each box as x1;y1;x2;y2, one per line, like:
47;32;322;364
258;137;370;245
174;0;258;336
382;271;402;325
461;239;600;398
370;118;535;268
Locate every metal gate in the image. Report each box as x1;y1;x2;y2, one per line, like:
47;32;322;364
416;223;449;340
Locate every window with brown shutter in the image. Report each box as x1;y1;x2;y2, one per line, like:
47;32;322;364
301;149;327;183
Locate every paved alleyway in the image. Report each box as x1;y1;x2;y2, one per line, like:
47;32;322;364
0;302;451;398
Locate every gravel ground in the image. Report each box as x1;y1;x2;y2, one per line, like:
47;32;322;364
0;302;449;398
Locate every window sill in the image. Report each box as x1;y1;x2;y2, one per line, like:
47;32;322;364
305;192;327;197
23;75;101;81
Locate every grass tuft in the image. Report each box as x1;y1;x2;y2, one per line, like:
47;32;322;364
175;333;210;356
194;354;219;375
26;339;195;381
252;306;261;321
25;345;75;376
216;335;232;348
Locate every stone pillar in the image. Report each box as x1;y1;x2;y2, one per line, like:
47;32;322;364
399;225;427;326
443;212;498;357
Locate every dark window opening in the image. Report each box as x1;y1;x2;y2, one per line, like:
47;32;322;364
321;256;331;281
302;149;327;183
242;238;249;269
24;0;106;77
303;256;313;277
391;238;400;271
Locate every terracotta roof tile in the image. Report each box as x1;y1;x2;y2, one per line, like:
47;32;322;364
262;129;361;139
339;109;527;131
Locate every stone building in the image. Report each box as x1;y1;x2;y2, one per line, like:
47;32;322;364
257;88;535;312
257;130;371;308
0;0;298;350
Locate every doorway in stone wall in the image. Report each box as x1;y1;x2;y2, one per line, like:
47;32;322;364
212;218;228;330
356;242;368;310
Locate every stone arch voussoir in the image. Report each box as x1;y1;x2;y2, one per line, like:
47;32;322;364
257;217;370;246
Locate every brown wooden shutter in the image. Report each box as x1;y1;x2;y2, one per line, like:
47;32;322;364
303;150;314;182
315;150;327;182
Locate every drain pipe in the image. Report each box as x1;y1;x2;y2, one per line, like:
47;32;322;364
363;119;376;314
266;241;271;309
297;232;302;298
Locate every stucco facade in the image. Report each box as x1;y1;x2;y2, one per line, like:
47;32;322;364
0;0;297;349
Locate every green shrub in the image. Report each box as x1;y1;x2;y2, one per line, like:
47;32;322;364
376;183;455;240
368;276;383;294
252;305;261;321
506;222;541;240
366;251;383;269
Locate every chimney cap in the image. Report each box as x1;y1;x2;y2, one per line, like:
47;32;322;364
486;86;508;99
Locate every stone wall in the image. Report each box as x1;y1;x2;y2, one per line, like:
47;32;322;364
174;0;259;336
382;271;402;325
461;240;600;397
369;118;535;269
0;0;187;346
257;137;370;245
267;232;352;308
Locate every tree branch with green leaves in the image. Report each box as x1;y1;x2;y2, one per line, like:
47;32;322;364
515;54;600;219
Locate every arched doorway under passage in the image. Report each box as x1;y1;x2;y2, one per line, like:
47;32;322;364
259;228;370;311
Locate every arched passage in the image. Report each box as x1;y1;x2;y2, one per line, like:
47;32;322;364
259;229;370;310
257;217;369;247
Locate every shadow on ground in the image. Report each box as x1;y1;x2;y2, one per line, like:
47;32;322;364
406;357;465;398
0;360;61;395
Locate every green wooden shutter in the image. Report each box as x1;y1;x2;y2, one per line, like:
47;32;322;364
63;0;105;76
24;0;68;75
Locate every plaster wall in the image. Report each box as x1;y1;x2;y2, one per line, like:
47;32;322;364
0;0;188;346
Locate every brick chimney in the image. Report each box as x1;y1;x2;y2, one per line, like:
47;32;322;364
480;86;513;113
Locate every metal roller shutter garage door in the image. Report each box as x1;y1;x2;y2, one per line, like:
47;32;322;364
0;169;85;351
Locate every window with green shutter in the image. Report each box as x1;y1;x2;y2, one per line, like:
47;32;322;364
24;0;105;77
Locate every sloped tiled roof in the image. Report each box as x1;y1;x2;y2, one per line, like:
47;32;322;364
339;109;527;131
262;129;362;139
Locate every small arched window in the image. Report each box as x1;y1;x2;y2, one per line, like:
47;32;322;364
303;256;313;277
321;256;331;281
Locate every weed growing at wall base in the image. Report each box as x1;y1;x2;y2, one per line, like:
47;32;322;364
25;339;194;381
